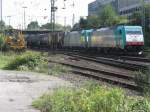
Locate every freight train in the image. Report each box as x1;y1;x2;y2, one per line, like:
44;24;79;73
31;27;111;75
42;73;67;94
25;25;144;54
26;31;64;49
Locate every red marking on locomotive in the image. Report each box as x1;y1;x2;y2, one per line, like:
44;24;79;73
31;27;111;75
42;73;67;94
126;42;144;46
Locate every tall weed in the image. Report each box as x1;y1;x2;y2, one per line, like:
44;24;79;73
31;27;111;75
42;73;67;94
32;83;150;112
135;68;150;96
4;51;48;73
48;64;69;76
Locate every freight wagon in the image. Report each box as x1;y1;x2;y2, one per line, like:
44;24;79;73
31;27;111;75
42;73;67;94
26;31;64;49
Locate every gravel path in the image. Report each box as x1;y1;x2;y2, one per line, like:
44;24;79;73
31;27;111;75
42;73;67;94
0;70;70;112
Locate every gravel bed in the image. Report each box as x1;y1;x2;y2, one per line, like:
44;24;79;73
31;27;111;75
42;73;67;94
49;54;134;75
57;72;141;96
48;54;142;96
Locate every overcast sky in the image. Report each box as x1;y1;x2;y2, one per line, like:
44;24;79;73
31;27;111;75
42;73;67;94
1;0;95;28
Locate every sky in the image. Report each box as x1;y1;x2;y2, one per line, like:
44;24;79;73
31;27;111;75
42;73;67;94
1;0;95;29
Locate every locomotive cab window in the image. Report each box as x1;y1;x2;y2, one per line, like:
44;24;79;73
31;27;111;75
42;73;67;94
126;31;142;35
119;30;122;35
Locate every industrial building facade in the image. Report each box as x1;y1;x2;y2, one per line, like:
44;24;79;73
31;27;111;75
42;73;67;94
88;0;150;17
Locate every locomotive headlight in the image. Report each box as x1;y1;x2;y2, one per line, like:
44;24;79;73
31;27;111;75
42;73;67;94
138;51;143;55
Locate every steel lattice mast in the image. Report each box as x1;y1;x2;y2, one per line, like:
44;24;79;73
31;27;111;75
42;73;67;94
22;6;27;30
49;0;57;53
51;0;57;31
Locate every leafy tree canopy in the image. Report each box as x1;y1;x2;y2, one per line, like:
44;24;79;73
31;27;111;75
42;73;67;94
130;4;150;31
72;23;80;30
40;23;71;31
87;16;100;28
0;21;6;31
27;21;40;30
78;4;128;29
41;23;63;31
0;21;13;31
99;4;118;26
79;18;88;29
130;4;150;46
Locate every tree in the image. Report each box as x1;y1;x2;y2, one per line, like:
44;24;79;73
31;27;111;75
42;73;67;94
79;18;88;29
64;25;71;31
87;16;100;28
78;4;128;30
0;21;6;31
130;4;150;31
98;4;119;26
40;23;64;31
130;4;150;46
144;4;150;32
79;16;100;29
27;21;40;30
72;23;80;31
116;16;128;25
130;12;142;25
6;25;13;29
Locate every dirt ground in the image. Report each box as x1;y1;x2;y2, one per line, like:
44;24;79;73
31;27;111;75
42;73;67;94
0;70;70;112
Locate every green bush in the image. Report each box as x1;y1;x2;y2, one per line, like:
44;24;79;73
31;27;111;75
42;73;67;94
4;51;48;73
0;51;68;75
0;52;16;68
32;83;150;112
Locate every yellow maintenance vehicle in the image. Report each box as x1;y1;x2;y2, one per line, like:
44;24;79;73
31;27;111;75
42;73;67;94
5;29;26;51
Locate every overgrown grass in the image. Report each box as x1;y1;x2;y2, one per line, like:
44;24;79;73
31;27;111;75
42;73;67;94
0;52;17;68
0;51;69;75
4;51;46;70
48;64;70;76
32;82;150;112
135;67;150;96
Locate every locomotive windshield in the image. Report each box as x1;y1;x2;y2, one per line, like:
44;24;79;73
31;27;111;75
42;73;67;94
126;30;142;35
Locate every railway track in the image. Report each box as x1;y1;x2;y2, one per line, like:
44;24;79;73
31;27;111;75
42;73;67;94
119;56;150;63
59;50;150;63
49;59;140;91
29;48;149;90
29;48;150;64
63;52;149;71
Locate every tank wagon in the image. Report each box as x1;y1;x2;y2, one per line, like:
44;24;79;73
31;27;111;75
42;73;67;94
26;33;49;48
63;26;144;54
26;31;64;49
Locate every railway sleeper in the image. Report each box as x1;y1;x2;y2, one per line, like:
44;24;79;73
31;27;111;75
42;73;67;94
49;60;135;80
65;53;148;71
71;69;140;91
